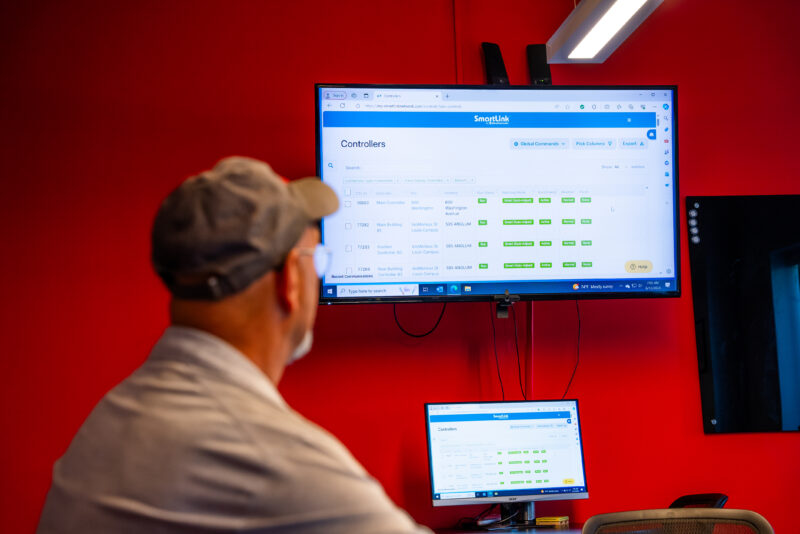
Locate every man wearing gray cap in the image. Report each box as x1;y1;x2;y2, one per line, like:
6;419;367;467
37;157;430;533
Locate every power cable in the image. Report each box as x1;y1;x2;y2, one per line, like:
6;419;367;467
489;302;505;400
393;302;447;338
561;299;581;399
510;305;527;400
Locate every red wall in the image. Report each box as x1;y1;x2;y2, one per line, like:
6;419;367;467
1;1;798;531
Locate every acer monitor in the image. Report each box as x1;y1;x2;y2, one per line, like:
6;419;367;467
425;399;588;529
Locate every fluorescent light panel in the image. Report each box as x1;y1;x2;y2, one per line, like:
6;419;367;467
568;0;648;59
547;0;664;64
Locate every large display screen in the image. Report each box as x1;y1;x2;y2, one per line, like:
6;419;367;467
316;85;679;303
687;195;800;434
425;400;588;506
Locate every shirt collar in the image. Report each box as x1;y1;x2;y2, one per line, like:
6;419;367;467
149;325;287;409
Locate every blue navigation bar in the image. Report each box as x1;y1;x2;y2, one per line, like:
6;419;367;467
323;111;656;128
429;411;571;423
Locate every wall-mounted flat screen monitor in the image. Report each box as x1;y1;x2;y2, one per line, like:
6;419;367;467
688;195;800;433
424;400;588;508
316;85;679;303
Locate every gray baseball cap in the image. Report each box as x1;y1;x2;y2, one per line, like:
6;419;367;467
152;156;338;300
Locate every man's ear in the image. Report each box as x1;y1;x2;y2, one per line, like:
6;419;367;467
274;252;300;315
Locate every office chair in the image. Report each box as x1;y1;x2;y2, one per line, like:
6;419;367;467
582;508;774;534
669;493;728;508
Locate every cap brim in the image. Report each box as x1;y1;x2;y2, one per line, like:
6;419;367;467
288;177;339;221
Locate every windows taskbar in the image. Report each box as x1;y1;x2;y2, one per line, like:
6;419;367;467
321;278;677;299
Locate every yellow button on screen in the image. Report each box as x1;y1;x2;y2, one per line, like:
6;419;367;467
625;260;653;273
563;478;575;485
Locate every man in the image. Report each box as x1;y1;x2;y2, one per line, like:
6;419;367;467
38;157;430;533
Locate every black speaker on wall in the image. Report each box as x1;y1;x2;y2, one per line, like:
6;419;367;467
526;44;551;86
481;42;509;85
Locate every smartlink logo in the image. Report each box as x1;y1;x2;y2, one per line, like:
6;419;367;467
474;114;510;125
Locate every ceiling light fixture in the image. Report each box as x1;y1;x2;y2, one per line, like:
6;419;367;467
547;0;664;64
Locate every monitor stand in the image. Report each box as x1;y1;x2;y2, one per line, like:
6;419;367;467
484;502;537;531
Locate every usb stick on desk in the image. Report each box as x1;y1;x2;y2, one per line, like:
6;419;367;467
534;516;570;529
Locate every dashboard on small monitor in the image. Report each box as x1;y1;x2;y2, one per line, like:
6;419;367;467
316;84;679;303
424;400;588;507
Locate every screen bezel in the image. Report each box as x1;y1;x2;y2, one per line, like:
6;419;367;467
315;83;680;304
423;399;589;507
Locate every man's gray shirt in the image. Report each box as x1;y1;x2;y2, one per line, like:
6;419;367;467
37;326;429;533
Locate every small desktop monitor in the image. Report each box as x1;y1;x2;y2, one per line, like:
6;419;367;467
425;399;588;524
316;84;679;303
